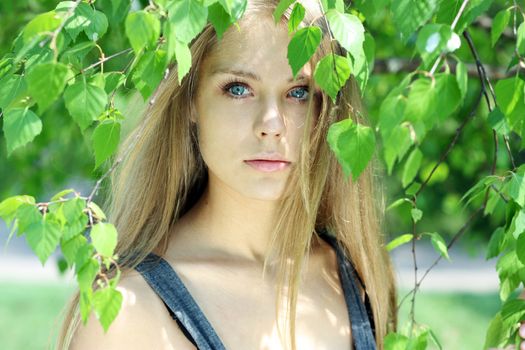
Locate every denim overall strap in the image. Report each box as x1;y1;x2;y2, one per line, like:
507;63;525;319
135;253;227;350
318;230;377;350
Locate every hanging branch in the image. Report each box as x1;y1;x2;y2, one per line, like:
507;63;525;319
399;29;511;315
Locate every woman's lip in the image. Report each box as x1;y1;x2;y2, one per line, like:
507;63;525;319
244;160;291;172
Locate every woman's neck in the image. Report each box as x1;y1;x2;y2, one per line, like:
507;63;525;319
168;177;282;264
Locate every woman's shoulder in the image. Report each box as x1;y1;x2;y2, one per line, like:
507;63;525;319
69;269;196;350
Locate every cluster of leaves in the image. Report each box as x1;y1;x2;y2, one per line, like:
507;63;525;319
0;190;120;330
0;0;523;347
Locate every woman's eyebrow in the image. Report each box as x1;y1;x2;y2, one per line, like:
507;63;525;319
211;68;310;83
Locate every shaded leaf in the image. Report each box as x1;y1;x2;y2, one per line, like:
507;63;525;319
3;108;42;155
385;233;413;251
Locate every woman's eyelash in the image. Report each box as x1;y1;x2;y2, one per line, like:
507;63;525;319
219;78;310;101
220;78;251;98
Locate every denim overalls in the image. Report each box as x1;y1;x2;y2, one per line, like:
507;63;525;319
134;229;376;349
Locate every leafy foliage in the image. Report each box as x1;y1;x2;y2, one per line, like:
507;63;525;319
0;0;524;347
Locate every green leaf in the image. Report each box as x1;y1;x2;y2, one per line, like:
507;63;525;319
125;11;160;54
22;11;61;44
16;203;42;234
416;24;460;67
383;124;412;175
402;147;423;188
287;26;322;78
62;214;89;241
75;243;95;274
92;120;121;169
313;54;351;102
167;0;208;44
404;77;437;131
509;172;525;207
288;2;305;33
486;227;506;260
386;198;410;211
77;257;99;291
64;78;108;131
3;108;42;156
79;290;93;325
218;0;247;21
378;94;406;139
60;2;108;42
85;10;108;41
25;216;63;265
90;222;118;258
495;77;525;138
517;232;525;265
93;287;123;333
460;176;501;209
0;195;35;226
51;189;75;202
351;32;375;92
492;9;510;47
88;202;107;222
62;197;86;223
207;2;233;41
327;118;376;181
408;329;429;350
26;62;72;113
132;49;168;100
488;107;510;136
103;0;132;24
0;74;28;111
501;298;525;321
103;72;126;95
385;233;413;251
274;0;295;23
455;60;468;99
173;39;192;84
483;312;506;349
61;234;88;267
326;10;365;59
434;73;461;121
391;0;438;42
509;210;525;239
425;232;450;261
496;251;523;301
411;208;423;222
517;22;525;56
384;332;409;350
436;0;494;33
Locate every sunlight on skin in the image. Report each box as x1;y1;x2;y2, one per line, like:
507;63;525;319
116;285;136;305
159;328;176;350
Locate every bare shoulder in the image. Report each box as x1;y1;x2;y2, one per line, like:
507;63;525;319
69;269;196;350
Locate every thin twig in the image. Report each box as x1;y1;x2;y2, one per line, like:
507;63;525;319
464;31;517;171
49;0;83;60
429;0;470;75
414;88;484;197
81;48;133;74
397;206;484;311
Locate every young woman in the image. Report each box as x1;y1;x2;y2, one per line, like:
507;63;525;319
57;0;398;349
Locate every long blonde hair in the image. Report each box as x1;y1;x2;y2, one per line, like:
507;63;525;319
56;1;397;349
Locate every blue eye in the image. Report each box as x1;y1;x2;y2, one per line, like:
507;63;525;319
289;87;309;100
225;83;250;97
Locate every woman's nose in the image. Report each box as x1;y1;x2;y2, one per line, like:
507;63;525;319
254;98;286;139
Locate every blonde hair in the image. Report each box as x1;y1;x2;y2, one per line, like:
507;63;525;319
55;1;397;349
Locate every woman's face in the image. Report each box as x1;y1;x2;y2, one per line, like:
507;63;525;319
194;16;318;201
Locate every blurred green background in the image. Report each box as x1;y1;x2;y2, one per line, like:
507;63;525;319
0;281;503;350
